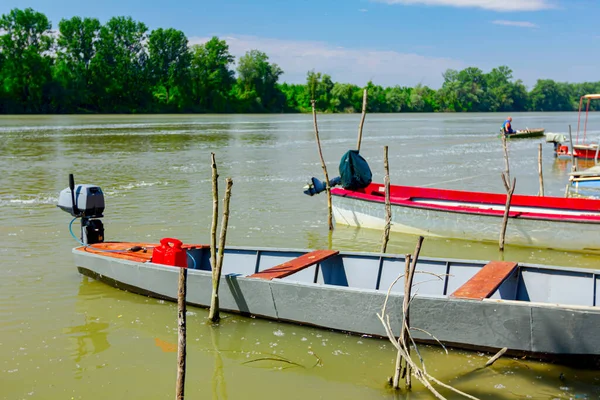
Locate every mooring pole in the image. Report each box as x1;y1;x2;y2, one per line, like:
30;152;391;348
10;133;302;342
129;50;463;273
176;264;187;400
381;145;391;253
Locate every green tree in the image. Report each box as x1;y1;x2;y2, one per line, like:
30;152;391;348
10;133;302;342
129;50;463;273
329;83;356;113
90;16;149;112
236;50;284;112
148;28;190;108
529;79;572;111
306;70;333;111
189;37;235;112
384;86;409;112
0;8;54;113
55;16;101;112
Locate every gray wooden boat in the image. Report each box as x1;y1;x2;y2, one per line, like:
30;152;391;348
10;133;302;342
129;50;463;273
73;241;600;365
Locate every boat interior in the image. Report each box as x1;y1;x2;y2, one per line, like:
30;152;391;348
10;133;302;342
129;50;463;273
185;246;600;308
77;243;600;308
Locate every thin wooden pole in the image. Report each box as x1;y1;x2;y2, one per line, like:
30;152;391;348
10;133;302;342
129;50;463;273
175;265;187;400
402;236;423;388
381;146;391;253
392;254;411;389
209;178;233;322
356;89;368;152
501;133;510;181
499;174;516;251
484;347;507;368
311;100;333;231
569;125;576;172
210;153;218;281
538;144;544;197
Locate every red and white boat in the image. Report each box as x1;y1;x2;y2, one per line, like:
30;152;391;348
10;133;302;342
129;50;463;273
572;94;600;160
331;183;600;252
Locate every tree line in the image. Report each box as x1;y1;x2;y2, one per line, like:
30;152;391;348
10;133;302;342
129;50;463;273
1;8;599;114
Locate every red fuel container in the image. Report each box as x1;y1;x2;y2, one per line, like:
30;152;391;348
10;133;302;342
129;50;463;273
152;238;187;268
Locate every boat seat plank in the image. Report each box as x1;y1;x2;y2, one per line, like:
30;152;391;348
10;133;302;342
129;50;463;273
250;250;339;280
450;261;518;300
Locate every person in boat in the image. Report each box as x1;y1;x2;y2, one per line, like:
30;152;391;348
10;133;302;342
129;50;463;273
502;117;515;134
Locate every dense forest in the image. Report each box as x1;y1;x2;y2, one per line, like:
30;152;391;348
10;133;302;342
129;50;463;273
1;8;599;114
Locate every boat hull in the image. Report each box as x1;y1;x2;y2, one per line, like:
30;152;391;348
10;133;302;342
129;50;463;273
73;246;600;363
573;144;600;160
501;128;545;139
331;191;600;252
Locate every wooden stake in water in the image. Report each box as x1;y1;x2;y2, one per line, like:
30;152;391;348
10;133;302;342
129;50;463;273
499;174;516;251
311;99;334;231
538;143;544;197
210;153;218;283
501;133;510;181
176;264;187;400
209;178;233;323
392;254;411;389
356;89;368;152
381;145;392;253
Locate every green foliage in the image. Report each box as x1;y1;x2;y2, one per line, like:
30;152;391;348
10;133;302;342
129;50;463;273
236;50;284;112
55;16;101;112
0;8;597;114
148;28;190;109
0;8;54;113
91;16;150;112
189;37;235;112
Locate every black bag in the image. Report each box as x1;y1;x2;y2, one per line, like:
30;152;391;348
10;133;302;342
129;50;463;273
339;150;372;190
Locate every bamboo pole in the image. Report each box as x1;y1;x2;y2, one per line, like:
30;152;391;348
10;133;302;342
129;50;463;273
311;100;333;231
501;132;510;181
381;146;391;253
569;125;576;172
538;143;544;197
356;89;368;152
499;174;516;251
209;178;233;322
175;264;187;400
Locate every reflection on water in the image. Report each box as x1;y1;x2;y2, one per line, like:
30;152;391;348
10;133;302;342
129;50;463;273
2;113;600;399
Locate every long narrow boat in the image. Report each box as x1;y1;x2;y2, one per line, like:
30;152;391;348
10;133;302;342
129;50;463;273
73;241;600;365
500;128;545;139
331;183;600;252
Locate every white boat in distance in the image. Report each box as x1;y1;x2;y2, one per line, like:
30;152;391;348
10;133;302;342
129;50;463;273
331;183;600;252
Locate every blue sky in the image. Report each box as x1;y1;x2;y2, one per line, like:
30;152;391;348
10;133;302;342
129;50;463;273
2;0;599;88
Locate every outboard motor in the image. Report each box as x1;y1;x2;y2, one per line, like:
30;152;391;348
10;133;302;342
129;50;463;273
304;150;372;196
57;174;105;245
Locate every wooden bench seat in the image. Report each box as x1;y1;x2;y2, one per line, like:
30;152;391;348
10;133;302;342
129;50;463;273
250;250;339;280
450;261;518;300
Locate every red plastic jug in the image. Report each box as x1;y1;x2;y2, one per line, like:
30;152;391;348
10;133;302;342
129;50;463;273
152;238;187;268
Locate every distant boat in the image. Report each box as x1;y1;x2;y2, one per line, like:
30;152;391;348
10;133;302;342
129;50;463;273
500;128;545;139
331;183;600;252
73;241;600;364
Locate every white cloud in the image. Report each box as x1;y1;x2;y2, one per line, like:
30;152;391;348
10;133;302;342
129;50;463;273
359;8;369;12
372;0;554;12
188;35;463;88
492;20;538;28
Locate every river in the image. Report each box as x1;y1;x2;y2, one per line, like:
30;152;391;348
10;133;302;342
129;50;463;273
1;113;599;399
